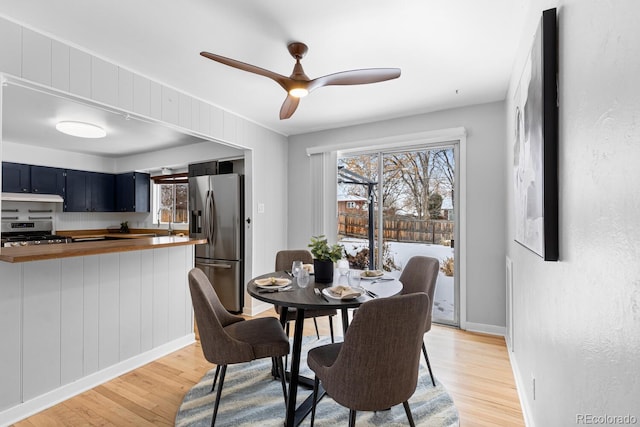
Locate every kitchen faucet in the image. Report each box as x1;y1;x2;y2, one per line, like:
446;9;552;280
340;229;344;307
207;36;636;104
157;209;173;235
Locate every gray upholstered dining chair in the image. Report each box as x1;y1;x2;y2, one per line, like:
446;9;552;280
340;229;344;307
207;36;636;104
399;255;440;386
274;249;336;342
307;293;430;427
188;268;290;426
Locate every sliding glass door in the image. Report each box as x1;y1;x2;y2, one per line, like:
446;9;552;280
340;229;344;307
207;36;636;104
337;143;458;326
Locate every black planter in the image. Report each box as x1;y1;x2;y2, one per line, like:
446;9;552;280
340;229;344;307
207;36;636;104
313;259;335;283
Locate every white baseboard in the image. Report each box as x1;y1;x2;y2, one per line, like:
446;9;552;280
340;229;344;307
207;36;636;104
464;321;506;336
0;334;195;427
507;350;535;427
243;300;273;316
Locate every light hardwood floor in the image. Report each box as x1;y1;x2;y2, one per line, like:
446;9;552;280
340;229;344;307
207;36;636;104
14;311;524;426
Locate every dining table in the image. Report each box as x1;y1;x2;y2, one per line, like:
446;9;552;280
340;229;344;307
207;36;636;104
247;269;403;427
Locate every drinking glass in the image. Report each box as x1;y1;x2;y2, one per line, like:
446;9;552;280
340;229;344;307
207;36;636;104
337;259;350;276
291;260;303;278
297;269;310;288
347;270;361;288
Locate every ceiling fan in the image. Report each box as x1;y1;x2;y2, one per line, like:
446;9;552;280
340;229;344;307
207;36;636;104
200;42;401;120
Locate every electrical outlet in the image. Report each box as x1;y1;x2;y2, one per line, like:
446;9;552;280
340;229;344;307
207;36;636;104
258;203;265;213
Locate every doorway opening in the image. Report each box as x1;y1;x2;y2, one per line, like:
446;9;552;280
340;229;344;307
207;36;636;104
337;144;459;326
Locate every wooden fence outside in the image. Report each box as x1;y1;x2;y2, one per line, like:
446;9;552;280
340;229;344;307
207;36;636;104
338;213;454;244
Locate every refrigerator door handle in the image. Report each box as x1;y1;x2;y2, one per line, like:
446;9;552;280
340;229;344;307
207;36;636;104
210;190;217;246
196;261;233;269
204;190;215;244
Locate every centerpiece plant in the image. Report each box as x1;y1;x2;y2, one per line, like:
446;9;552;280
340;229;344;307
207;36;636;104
308;235;343;283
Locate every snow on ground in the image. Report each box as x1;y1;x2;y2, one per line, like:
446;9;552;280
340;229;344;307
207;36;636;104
340;238;455;323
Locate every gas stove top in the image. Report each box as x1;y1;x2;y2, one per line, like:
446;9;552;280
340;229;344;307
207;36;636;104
1;220;71;247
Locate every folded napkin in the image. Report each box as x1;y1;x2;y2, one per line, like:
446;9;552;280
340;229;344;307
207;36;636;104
328;285;362;299
361;269;384;278
255;277;290;287
302;263;314;273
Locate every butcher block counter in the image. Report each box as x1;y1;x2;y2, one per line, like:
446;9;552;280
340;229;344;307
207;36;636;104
0;235;206;263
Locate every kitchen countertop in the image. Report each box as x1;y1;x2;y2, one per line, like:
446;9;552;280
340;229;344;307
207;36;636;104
0;235;206;263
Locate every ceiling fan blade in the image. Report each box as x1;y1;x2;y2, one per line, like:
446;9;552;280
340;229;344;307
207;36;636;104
200;51;291;90
279;95;300;120
308;68;401;92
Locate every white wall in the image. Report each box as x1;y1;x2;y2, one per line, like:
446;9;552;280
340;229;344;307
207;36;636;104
288;101;507;328
506;1;640;425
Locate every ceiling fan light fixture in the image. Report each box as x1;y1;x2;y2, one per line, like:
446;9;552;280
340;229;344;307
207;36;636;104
56;121;106;139
288;87;309;98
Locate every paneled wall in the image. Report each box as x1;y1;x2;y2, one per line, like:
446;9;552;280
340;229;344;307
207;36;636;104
0;246;194;419
0;18;228;140
0;14;290;312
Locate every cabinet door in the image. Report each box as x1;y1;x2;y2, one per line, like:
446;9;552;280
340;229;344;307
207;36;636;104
116;172;150;212
115;173;135;212
31;165;65;196
134;172;150;212
2;162;31;193
64;169;89;212
91;172;115;212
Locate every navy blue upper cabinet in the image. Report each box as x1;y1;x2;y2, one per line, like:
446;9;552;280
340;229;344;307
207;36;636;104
2;162;31;193
64;169;89;212
65;169;115;212
91;172;115;212
30;165;65;196
116;172;150;212
2;162;65;196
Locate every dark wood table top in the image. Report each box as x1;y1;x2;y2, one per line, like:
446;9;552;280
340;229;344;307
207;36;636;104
247;270;403;309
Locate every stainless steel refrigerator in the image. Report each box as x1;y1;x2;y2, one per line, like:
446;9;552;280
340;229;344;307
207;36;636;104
189;172;244;312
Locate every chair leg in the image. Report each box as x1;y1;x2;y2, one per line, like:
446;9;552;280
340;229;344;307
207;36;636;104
276;356;288;404
210;365;220;393
328;315;335;343
310;376;320;427
403;401;416;427
313;317;320;339
348;409;357;427
422;342;436;387
211;364;227;427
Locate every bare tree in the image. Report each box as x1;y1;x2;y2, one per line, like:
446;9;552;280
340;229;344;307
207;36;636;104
339;147;455;219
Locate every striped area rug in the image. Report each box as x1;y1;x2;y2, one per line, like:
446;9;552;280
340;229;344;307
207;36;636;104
175;336;459;426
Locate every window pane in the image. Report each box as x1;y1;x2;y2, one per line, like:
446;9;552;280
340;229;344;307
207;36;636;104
154;182;189;224
159;184;174;222
174;183;188;223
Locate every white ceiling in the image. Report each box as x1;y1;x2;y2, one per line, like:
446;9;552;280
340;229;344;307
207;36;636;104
3;83;210;157
0;0;530;149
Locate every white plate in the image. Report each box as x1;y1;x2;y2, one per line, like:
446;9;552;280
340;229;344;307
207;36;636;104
360;270;384;279
323;287;363;300
255;277;291;289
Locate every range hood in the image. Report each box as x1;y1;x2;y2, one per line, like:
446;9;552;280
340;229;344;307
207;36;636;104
1;192;64;203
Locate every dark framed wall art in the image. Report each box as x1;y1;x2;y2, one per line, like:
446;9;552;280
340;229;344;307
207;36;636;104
513;8;558;261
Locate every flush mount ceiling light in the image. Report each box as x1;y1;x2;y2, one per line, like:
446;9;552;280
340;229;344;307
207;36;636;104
55;121;106;138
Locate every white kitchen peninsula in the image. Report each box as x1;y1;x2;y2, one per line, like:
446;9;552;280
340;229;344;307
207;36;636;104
0;237;205;424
